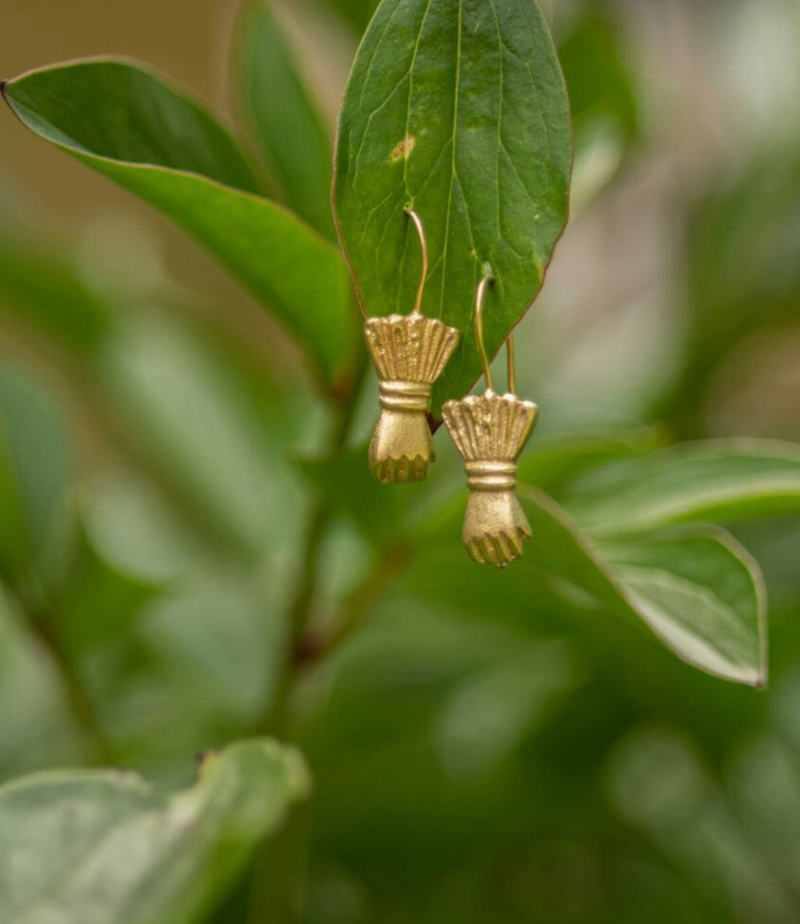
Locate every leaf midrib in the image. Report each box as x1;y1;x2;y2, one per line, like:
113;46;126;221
438;0;465;316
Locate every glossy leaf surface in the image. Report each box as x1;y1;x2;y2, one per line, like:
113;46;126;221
564;441;800;535
334;0;572;414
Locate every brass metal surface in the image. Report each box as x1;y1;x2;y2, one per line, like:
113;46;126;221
443;392;538;566
364;209;459;483
365;314;459;482
443;274;538;566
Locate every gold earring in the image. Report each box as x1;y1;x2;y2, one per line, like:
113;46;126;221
364;210;460;483
442;275;538;567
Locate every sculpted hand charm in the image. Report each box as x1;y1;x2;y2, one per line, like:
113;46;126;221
365;211;459;483
442;276;538;567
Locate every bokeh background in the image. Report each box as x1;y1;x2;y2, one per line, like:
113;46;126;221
2;0;800;922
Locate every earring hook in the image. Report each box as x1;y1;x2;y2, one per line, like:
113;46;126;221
506;333;517;396
405;208;429;316
475;274;494;392
475;274;517;396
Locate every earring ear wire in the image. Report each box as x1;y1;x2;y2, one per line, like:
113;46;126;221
474;274;518;396
474;274;494;392
442;273;539;567
406;208;428;318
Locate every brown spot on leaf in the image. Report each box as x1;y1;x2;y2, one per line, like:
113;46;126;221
390;135;415;163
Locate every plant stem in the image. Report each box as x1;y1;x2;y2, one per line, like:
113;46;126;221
300;543;412;665
264;355;368;735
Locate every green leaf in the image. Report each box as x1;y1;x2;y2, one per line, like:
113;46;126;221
563;440;800;536
517;426;663;495
236;2;335;239
0;739;309;924
3;59;356;384
598;529;767;688
4;60;261;192
334;0;572;414
511;491;765;686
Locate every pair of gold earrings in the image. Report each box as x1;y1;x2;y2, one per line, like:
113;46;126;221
364;211;539;569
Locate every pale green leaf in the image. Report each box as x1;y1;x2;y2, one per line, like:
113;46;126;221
0;739;310;924
517;491;767;686
598;529;767;688
564;440;800;536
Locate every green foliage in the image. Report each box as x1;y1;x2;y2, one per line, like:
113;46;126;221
0;0;799;922
333;0;572;414
2;61;356;386
563;441;800;533
0;740;309;924
236;2;336;239
0;365;71;590
557;6;638;142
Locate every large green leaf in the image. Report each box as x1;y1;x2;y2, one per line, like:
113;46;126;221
513;491;765;686
3;59;355;384
563;440;800;536
0;739;310;924
598;529;767;688
334;0;572;414
235;2;335;239
419;489;766;686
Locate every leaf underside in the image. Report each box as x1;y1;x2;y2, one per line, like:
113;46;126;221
2;59;356;385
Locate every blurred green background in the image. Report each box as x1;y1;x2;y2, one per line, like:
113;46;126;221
2;0;800;921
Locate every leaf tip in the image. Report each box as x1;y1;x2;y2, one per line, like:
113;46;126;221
1;76;18;111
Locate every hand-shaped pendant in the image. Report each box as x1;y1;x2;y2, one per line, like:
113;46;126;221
443;391;538;566
366;314;459;482
364;210;458;483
